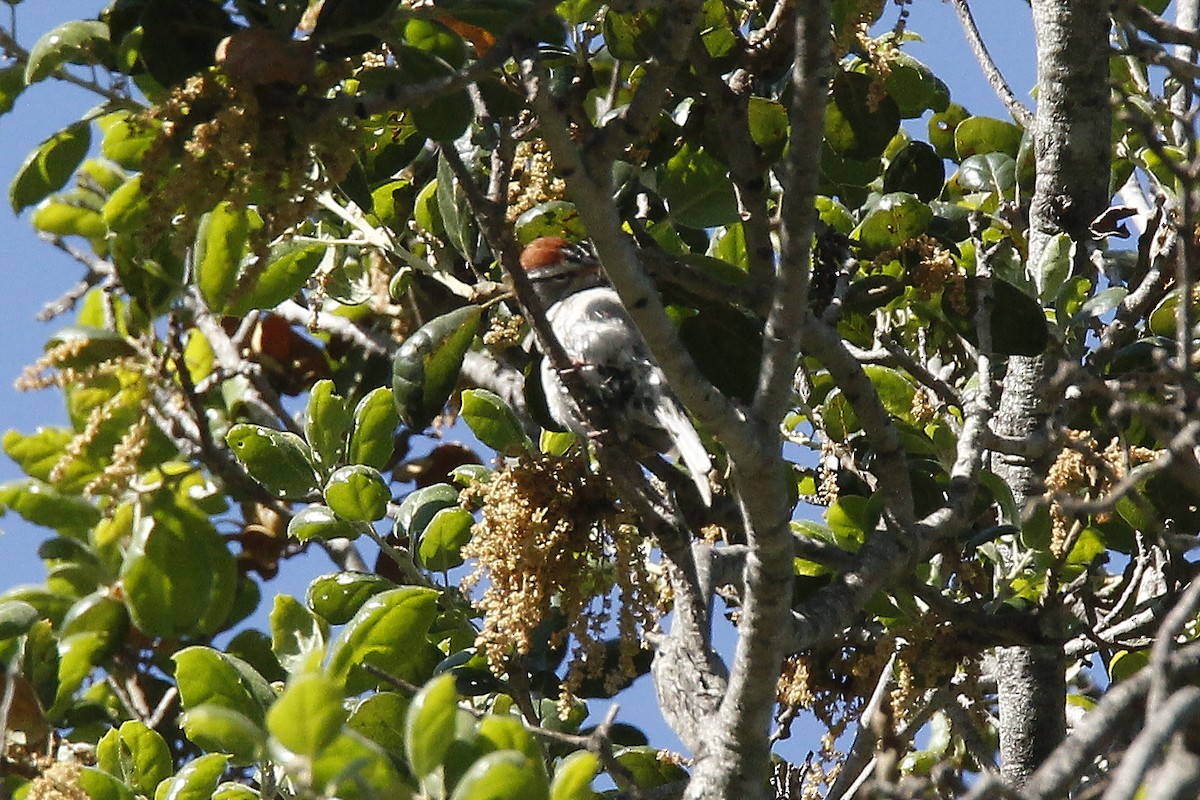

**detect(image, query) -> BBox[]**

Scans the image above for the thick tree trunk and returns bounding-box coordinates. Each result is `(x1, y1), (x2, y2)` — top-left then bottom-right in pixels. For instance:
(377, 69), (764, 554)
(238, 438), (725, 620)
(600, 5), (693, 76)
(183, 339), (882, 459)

(992, 0), (1112, 787)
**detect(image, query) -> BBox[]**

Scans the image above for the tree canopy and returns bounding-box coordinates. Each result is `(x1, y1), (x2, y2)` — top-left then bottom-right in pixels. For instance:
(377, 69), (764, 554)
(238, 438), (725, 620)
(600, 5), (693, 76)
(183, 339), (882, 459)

(2, 0), (1200, 799)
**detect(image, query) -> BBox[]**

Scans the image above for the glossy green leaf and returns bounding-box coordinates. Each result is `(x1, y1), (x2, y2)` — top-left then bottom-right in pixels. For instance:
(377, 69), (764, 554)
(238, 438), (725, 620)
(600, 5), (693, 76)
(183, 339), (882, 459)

(288, 503), (361, 543)
(226, 424), (319, 500)
(11, 121), (91, 213)
(449, 750), (549, 800)
(267, 672), (347, 755)
(405, 672), (459, 777)
(306, 380), (352, 470)
(417, 507), (474, 572)
(0, 479), (101, 534)
(271, 593), (328, 674)
(96, 721), (172, 796)
(396, 483), (460, 539)
(227, 241), (324, 315)
(157, 753), (230, 800)
(347, 691), (409, 754)
(658, 142), (739, 229)
(121, 507), (237, 638)
(461, 389), (533, 455)
(435, 150), (476, 259)
(550, 750), (600, 800)
(955, 115), (1023, 159)
(478, 714), (539, 759)
(173, 646), (270, 723)
(326, 586), (440, 689)
(325, 465), (391, 523)
(882, 52), (941, 118)
(307, 571), (395, 626)
(956, 152), (1016, 195)
(513, 201), (586, 244)
(1148, 288), (1198, 337)
(181, 704), (265, 763)
(195, 201), (254, 312)
(25, 20), (110, 84)
(78, 767), (138, 800)
(310, 730), (411, 797)
(850, 192), (932, 253)
(212, 783), (262, 800)
(1030, 232), (1074, 303)
(348, 387), (399, 469)
(392, 306), (483, 430)
(824, 71), (900, 160)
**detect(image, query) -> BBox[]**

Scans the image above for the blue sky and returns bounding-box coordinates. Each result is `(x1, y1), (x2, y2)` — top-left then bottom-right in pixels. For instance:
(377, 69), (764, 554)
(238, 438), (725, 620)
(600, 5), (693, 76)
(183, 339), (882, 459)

(0, 0), (1038, 760)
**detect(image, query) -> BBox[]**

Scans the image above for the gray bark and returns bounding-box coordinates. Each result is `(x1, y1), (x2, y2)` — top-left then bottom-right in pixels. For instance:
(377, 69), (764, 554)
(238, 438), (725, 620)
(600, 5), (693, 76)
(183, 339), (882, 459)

(991, 0), (1112, 787)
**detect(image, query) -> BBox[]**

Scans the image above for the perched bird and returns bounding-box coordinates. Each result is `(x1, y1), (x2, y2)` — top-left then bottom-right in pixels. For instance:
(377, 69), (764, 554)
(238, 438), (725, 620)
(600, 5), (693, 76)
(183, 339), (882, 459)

(519, 236), (713, 505)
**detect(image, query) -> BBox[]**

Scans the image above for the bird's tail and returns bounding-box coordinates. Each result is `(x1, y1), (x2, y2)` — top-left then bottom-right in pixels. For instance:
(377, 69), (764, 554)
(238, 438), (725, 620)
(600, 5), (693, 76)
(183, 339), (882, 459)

(655, 402), (713, 506)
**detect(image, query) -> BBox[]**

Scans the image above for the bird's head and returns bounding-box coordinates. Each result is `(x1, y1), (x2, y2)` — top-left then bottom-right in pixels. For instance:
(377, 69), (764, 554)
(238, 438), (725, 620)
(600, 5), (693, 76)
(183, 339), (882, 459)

(519, 236), (605, 306)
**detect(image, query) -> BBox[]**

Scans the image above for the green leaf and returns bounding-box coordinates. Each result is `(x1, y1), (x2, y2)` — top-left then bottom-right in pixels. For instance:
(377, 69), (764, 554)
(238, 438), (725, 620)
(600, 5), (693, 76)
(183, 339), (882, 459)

(348, 692), (410, 755)
(157, 754), (230, 800)
(227, 241), (324, 315)
(98, 112), (158, 171)
(513, 201), (586, 244)
(0, 64), (25, 116)
(212, 783), (262, 800)
(31, 198), (107, 241)
(955, 115), (1023, 159)
(78, 767), (138, 800)
(405, 673), (459, 777)
(225, 424), (319, 500)
(826, 495), (878, 551)
(1108, 649), (1149, 683)
(928, 103), (970, 160)
(102, 175), (150, 232)
(271, 593), (328, 674)
(956, 152), (1016, 194)
(97, 721), (172, 795)
(417, 507), (474, 572)
(195, 201), (254, 312)
(268, 672), (348, 755)
(173, 646), (270, 722)
(746, 97), (788, 161)
(883, 141), (944, 202)
(25, 20), (110, 84)
(0, 478), (101, 534)
(658, 142), (739, 229)
(392, 306), (483, 430)
(396, 483), (460, 539)
(307, 571), (394, 626)
(435, 150), (476, 259)
(1030, 232), (1074, 303)
(550, 751), (599, 800)
(11, 121), (91, 213)
(850, 192), (932, 254)
(449, 750), (549, 800)
(882, 52), (941, 118)
(0, 600), (39, 638)
(288, 504), (361, 543)
(325, 465), (391, 523)
(825, 70), (900, 160)
(477, 715), (539, 759)
(120, 507), (237, 638)
(181, 704), (265, 764)
(942, 276), (1049, 357)
(310, 731), (411, 797)
(613, 746), (688, 788)
(348, 387), (400, 469)
(326, 587), (440, 690)
(461, 389), (533, 455)
(305, 380), (352, 470)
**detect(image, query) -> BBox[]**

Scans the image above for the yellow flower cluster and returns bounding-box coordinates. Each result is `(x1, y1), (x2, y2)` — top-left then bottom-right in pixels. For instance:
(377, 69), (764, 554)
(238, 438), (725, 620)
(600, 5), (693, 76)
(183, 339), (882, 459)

(461, 454), (661, 712)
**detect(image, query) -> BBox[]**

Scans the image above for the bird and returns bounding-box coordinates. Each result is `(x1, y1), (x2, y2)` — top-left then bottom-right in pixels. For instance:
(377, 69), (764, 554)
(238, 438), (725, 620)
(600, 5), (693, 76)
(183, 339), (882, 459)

(519, 236), (713, 506)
